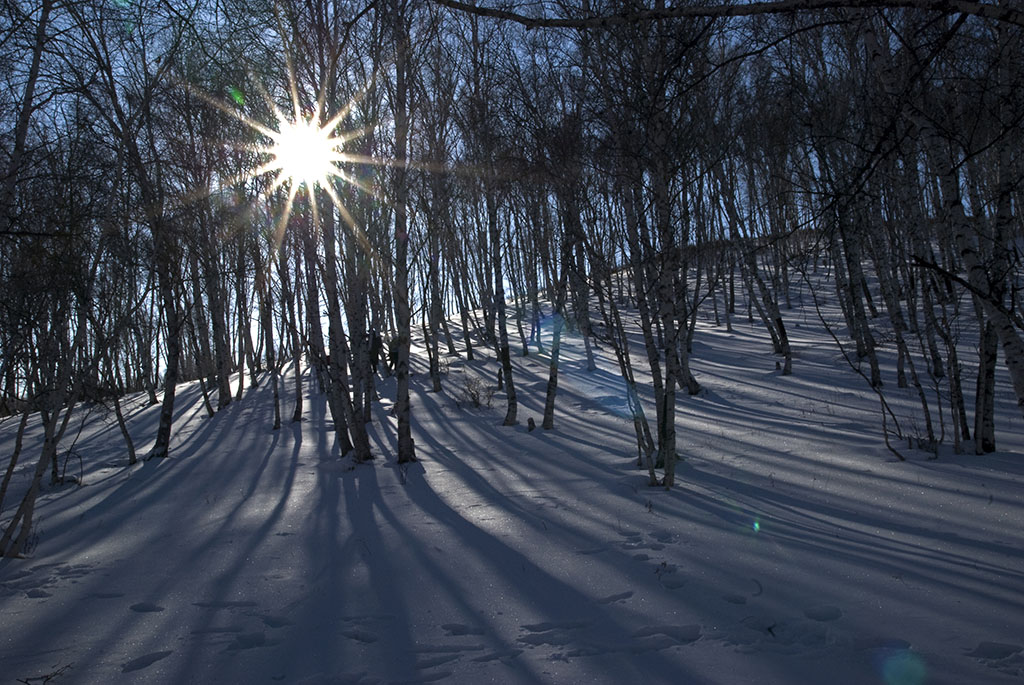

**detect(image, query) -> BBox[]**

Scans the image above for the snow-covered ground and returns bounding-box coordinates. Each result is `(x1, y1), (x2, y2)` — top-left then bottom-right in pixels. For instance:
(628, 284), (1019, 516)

(1, 284), (1022, 684)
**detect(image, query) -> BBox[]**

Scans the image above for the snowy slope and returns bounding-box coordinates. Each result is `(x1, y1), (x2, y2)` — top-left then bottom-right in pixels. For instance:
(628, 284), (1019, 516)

(1, 285), (1022, 684)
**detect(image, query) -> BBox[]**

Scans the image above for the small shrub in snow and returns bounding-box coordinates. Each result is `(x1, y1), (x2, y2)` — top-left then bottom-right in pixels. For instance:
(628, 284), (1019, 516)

(458, 376), (494, 409)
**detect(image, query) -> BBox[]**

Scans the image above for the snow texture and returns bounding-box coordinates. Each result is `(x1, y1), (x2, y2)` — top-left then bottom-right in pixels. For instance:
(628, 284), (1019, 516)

(1, 283), (1022, 684)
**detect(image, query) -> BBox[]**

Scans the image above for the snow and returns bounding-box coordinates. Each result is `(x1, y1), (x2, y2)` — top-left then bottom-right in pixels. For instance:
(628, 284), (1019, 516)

(1, 286), (1023, 684)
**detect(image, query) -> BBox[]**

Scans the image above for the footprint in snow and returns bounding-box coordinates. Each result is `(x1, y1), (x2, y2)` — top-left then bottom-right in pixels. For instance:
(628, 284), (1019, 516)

(342, 628), (379, 643)
(261, 614), (292, 628)
(130, 602), (165, 613)
(660, 576), (686, 590)
(518, 621), (588, 647)
(632, 624), (702, 643)
(54, 564), (92, 579)
(966, 640), (1024, 674)
(441, 623), (485, 636)
(226, 631), (268, 650)
(414, 644), (485, 654)
(414, 653), (461, 670)
(722, 593), (747, 605)
(626, 625), (701, 653)
(122, 650), (173, 673)
(575, 546), (607, 555)
(472, 648), (522, 662)
(26, 588), (52, 598)
(521, 620), (588, 632)
(596, 590), (634, 604)
(966, 642), (1022, 660)
(653, 562), (686, 589)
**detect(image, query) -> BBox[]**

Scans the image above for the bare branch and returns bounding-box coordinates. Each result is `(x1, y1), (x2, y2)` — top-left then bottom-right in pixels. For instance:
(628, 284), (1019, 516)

(430, 0), (1024, 29)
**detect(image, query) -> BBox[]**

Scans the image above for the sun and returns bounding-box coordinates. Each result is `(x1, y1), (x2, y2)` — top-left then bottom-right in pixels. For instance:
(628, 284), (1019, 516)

(189, 67), (384, 256)
(267, 112), (346, 190)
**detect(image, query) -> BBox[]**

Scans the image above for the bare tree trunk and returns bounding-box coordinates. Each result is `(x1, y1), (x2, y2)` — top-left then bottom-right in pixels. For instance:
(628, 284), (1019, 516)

(392, 10), (416, 463)
(148, 240), (183, 459)
(0, 0), (53, 232)
(320, 202), (365, 458)
(863, 14), (1024, 419)
(0, 410), (30, 515)
(254, 246), (281, 431)
(489, 193), (518, 425)
(974, 320), (998, 453)
(542, 276), (568, 430)
(278, 235), (303, 423)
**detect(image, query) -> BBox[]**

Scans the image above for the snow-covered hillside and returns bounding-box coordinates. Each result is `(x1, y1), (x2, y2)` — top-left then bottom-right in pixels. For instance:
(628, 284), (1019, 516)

(1, 288), (1022, 684)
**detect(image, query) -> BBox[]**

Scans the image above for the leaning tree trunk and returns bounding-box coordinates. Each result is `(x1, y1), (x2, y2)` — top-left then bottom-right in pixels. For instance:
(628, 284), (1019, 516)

(320, 199), (368, 459)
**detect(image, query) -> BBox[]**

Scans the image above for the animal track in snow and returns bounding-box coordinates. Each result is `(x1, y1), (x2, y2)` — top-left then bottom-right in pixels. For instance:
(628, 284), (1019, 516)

(440, 622), (484, 636)
(226, 631), (270, 650)
(260, 614), (292, 628)
(121, 650), (173, 673)
(966, 642), (1022, 660)
(596, 591), (633, 604)
(471, 648), (522, 662)
(574, 545), (607, 555)
(653, 562), (686, 589)
(631, 624), (702, 644)
(966, 641), (1023, 676)
(413, 653), (461, 669)
(518, 621), (588, 647)
(129, 602), (165, 612)
(521, 620), (589, 632)
(342, 628), (379, 643)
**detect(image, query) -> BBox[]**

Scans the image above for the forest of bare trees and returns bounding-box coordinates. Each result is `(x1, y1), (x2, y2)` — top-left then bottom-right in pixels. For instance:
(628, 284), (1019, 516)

(1, 0), (1021, 555)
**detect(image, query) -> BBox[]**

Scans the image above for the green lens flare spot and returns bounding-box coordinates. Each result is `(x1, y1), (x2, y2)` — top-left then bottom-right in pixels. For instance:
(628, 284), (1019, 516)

(882, 650), (927, 685)
(752, 520), (760, 533)
(228, 87), (245, 107)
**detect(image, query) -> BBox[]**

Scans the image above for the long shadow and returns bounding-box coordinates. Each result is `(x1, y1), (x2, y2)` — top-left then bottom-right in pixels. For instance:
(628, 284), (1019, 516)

(371, 456), (703, 683)
(673, 461), (1024, 607)
(1, 372), (311, 683)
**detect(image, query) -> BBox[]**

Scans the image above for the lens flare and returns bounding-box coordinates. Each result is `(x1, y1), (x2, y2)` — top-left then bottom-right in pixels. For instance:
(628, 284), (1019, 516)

(185, 61), (386, 261)
(268, 112), (345, 190)
(880, 649), (927, 685)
